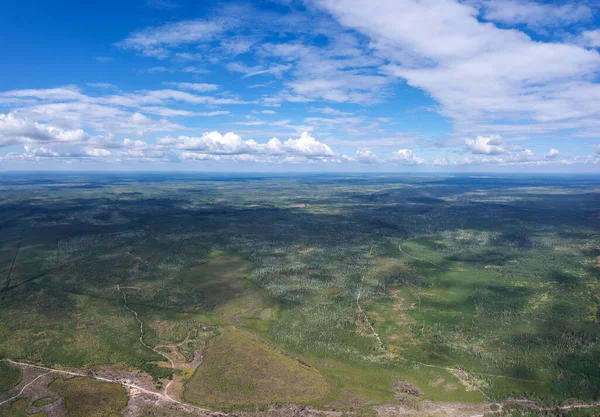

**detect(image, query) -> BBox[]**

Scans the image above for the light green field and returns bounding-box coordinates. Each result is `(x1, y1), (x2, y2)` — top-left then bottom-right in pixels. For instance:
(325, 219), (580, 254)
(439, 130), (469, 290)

(48, 377), (127, 417)
(0, 361), (21, 393)
(184, 329), (331, 408)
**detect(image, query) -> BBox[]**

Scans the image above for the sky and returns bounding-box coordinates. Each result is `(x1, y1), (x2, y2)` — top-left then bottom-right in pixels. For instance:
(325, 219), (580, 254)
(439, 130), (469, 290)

(1, 0), (600, 172)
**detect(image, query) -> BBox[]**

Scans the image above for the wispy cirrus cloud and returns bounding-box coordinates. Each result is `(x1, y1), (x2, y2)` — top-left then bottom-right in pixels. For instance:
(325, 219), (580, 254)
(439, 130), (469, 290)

(163, 82), (219, 92)
(116, 19), (225, 58)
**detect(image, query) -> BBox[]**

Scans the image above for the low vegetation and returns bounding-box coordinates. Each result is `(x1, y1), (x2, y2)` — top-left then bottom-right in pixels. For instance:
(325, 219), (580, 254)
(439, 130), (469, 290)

(48, 377), (127, 417)
(0, 172), (598, 415)
(0, 360), (21, 393)
(184, 329), (330, 408)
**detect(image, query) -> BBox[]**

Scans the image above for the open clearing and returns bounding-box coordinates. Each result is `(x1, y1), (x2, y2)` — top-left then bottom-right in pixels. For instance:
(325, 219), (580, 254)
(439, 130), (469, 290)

(184, 329), (330, 408)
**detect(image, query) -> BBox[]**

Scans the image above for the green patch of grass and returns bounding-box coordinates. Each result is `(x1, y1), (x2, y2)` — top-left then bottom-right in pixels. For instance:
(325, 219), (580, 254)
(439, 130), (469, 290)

(0, 397), (47, 417)
(140, 362), (173, 381)
(183, 329), (331, 409)
(0, 360), (21, 392)
(49, 377), (127, 417)
(32, 397), (56, 407)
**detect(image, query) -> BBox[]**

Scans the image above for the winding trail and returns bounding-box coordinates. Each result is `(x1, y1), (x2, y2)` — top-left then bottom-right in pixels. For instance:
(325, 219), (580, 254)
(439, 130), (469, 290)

(2, 360), (217, 415)
(356, 246), (383, 348)
(0, 370), (52, 406)
(116, 284), (178, 399)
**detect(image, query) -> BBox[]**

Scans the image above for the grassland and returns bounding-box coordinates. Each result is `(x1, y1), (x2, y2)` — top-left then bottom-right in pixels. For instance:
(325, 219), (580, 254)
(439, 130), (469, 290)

(184, 329), (330, 408)
(0, 361), (21, 393)
(49, 377), (127, 416)
(0, 172), (599, 415)
(0, 397), (47, 417)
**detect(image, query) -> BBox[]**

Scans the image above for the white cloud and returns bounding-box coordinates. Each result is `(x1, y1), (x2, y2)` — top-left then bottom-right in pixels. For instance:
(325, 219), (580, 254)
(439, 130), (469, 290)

(0, 86), (86, 103)
(354, 149), (379, 164)
(316, 107), (353, 116)
(312, 0), (600, 139)
(0, 113), (89, 147)
(164, 82), (219, 92)
(481, 1), (591, 31)
(282, 132), (336, 157)
(257, 35), (388, 104)
(465, 135), (505, 155)
(227, 62), (292, 78)
(220, 39), (255, 57)
(84, 147), (112, 157)
(140, 106), (229, 117)
(579, 30), (600, 48)
(180, 152), (221, 161)
(545, 148), (560, 159)
(87, 83), (117, 89)
(431, 149), (600, 167)
(116, 19), (224, 58)
(389, 149), (424, 164)
(20, 143), (112, 159)
(171, 132), (257, 155)
(161, 131), (336, 159)
(0, 86), (249, 136)
(261, 110), (276, 114)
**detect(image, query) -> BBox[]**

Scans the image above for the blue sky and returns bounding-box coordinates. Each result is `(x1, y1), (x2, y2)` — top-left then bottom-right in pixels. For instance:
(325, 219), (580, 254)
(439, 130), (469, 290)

(1, 0), (599, 172)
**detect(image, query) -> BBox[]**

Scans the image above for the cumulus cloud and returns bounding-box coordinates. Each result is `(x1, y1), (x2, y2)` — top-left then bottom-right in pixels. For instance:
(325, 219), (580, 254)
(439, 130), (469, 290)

(0, 113), (89, 147)
(389, 149), (424, 164)
(166, 131), (336, 159)
(545, 148), (560, 159)
(282, 132), (336, 157)
(354, 149), (379, 164)
(170, 132), (257, 155)
(23, 143), (112, 158)
(465, 135), (505, 155)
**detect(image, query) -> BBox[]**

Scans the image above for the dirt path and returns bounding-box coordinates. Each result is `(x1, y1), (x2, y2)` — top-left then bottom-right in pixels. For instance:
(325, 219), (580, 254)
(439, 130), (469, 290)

(126, 250), (143, 273)
(0, 370), (52, 406)
(3, 359), (219, 415)
(392, 243), (538, 392)
(116, 284), (178, 400)
(356, 246), (383, 348)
